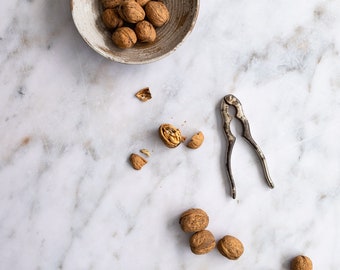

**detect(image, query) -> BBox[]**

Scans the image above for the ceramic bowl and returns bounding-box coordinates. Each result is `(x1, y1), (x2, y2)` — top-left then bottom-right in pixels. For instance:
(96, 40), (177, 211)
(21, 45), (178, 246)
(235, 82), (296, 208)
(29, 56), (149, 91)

(71, 0), (199, 64)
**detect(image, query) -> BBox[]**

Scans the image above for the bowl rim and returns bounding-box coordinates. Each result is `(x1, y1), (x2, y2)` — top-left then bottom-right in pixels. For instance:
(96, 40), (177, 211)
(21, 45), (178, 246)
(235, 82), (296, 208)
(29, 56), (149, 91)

(71, 0), (200, 64)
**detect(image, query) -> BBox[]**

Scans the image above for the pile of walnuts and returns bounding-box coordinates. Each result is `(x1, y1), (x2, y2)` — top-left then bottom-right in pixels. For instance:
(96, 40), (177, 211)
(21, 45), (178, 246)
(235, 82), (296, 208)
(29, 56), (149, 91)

(100, 0), (170, 48)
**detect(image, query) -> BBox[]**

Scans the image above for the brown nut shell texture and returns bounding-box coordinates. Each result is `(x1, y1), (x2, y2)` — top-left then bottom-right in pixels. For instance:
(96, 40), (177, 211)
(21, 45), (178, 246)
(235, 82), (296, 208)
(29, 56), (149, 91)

(130, 153), (147, 170)
(145, 1), (170, 27)
(135, 87), (152, 102)
(179, 208), (209, 233)
(136, 0), (150, 6)
(190, 230), (216, 255)
(112, 27), (137, 48)
(102, 9), (123, 29)
(187, 131), (204, 149)
(290, 255), (313, 270)
(217, 235), (244, 260)
(118, 0), (145, 23)
(101, 0), (122, 9)
(135, 20), (156, 43)
(159, 123), (185, 148)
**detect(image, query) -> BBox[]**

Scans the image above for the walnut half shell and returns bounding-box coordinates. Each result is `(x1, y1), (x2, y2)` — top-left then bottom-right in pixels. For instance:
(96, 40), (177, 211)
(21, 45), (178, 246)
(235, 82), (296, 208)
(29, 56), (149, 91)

(159, 123), (186, 148)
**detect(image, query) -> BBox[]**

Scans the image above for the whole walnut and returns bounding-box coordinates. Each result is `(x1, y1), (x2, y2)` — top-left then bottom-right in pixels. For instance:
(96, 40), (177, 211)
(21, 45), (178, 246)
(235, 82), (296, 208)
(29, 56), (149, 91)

(179, 208), (209, 233)
(290, 255), (313, 270)
(217, 235), (244, 260)
(118, 0), (145, 23)
(135, 20), (156, 43)
(101, 0), (122, 9)
(102, 9), (123, 29)
(145, 1), (170, 27)
(112, 27), (137, 48)
(190, 230), (216, 255)
(136, 0), (150, 6)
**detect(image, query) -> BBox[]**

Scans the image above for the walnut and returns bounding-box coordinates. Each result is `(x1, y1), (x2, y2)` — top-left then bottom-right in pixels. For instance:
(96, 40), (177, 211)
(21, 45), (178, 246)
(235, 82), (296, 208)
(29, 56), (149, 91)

(135, 20), (156, 43)
(159, 123), (186, 148)
(130, 153), (147, 170)
(290, 255), (313, 270)
(190, 230), (216, 255)
(102, 9), (124, 29)
(118, 0), (145, 23)
(136, 0), (150, 6)
(101, 0), (122, 9)
(145, 1), (170, 27)
(217, 235), (244, 260)
(179, 208), (209, 232)
(135, 87), (152, 101)
(187, 131), (204, 149)
(112, 27), (137, 48)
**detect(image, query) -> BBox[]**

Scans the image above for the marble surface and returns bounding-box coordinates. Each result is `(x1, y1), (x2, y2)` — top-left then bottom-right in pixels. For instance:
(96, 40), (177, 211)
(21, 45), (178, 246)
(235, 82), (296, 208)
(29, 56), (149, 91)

(1, 0), (340, 269)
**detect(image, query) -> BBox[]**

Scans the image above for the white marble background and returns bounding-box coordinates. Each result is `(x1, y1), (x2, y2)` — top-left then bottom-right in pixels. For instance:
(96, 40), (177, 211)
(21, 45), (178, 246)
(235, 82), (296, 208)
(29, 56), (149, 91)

(1, 0), (340, 269)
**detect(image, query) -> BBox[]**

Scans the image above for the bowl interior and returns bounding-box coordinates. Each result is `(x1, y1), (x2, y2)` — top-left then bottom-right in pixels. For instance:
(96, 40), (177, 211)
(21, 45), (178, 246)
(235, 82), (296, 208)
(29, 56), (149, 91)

(71, 0), (199, 64)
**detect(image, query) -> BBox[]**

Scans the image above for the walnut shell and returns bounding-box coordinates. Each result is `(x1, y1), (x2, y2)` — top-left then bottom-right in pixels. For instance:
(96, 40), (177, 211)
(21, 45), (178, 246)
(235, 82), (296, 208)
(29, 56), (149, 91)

(145, 1), (170, 27)
(112, 27), (137, 48)
(101, 0), (122, 9)
(179, 208), (209, 232)
(130, 153), (147, 170)
(102, 9), (124, 29)
(118, 0), (145, 23)
(135, 87), (152, 101)
(159, 123), (185, 148)
(290, 255), (313, 270)
(187, 131), (204, 149)
(136, 0), (150, 6)
(217, 235), (244, 260)
(135, 20), (156, 43)
(190, 230), (216, 255)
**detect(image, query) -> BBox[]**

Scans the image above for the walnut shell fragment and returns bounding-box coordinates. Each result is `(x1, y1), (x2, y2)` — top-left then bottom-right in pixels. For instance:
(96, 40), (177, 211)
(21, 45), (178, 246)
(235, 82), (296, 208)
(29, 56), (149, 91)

(187, 131), (204, 149)
(135, 87), (152, 102)
(130, 153), (147, 170)
(190, 230), (216, 255)
(217, 235), (244, 260)
(179, 208), (209, 233)
(159, 123), (185, 148)
(290, 255), (313, 270)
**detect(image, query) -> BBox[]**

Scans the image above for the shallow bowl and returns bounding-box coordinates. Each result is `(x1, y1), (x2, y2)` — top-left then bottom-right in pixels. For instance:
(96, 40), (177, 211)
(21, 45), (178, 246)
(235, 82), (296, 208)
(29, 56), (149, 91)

(71, 0), (199, 64)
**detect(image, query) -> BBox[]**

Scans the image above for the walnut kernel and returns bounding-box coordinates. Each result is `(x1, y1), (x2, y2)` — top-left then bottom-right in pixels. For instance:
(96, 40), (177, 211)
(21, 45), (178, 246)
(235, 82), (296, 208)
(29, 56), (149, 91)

(290, 255), (313, 270)
(159, 123), (185, 148)
(130, 153), (147, 170)
(112, 27), (137, 48)
(102, 9), (123, 29)
(187, 131), (204, 149)
(135, 20), (156, 43)
(145, 1), (170, 27)
(118, 0), (145, 23)
(135, 87), (152, 101)
(190, 230), (216, 255)
(179, 208), (209, 233)
(217, 235), (244, 260)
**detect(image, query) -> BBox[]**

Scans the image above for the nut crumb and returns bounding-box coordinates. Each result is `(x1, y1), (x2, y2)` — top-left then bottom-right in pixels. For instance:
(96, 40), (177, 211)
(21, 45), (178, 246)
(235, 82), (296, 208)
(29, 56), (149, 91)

(135, 87), (152, 102)
(140, 148), (151, 157)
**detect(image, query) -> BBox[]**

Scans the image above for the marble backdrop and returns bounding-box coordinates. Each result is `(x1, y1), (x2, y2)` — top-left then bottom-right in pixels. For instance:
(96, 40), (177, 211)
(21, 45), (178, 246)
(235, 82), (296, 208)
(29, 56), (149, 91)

(1, 0), (340, 269)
